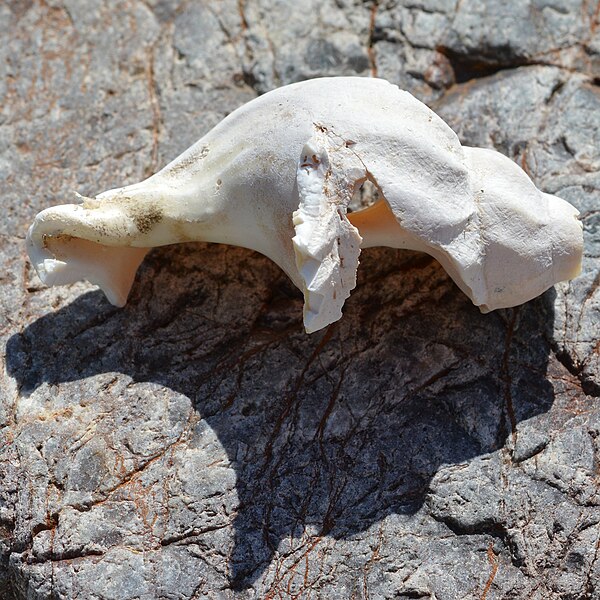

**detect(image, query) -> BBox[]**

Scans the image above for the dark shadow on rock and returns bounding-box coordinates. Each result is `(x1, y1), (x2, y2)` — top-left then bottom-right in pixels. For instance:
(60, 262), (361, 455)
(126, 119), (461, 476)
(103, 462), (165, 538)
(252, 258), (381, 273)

(5, 242), (556, 588)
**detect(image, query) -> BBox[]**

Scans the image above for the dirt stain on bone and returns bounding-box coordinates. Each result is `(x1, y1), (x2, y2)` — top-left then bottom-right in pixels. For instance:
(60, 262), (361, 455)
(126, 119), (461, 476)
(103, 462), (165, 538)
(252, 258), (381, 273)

(128, 203), (163, 234)
(164, 145), (210, 177)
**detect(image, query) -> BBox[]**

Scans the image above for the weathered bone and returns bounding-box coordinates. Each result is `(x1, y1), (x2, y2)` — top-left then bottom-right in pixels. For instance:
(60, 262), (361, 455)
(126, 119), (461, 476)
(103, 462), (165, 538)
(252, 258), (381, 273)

(27, 77), (583, 332)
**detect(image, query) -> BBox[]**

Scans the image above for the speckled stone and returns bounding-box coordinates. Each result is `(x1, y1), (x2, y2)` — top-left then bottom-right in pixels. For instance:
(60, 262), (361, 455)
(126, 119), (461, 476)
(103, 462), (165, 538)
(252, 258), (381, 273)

(1, 1), (599, 598)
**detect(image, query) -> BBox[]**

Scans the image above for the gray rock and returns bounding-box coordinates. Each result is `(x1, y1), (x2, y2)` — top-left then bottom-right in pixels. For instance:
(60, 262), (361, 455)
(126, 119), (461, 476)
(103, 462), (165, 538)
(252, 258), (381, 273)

(1, 0), (599, 598)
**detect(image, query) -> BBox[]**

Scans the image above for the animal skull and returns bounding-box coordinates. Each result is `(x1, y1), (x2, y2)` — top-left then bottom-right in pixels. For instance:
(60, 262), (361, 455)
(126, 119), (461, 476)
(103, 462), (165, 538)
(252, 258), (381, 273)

(27, 77), (583, 333)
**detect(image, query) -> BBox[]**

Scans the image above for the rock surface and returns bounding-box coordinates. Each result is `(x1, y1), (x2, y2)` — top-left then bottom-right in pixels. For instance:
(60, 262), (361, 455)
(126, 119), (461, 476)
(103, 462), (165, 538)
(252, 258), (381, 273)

(1, 0), (599, 598)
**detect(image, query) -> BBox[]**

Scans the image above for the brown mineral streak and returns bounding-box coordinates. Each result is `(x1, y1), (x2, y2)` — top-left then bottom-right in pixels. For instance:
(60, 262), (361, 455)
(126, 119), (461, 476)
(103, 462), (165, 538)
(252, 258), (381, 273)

(145, 44), (162, 177)
(480, 542), (499, 600)
(261, 325), (337, 471)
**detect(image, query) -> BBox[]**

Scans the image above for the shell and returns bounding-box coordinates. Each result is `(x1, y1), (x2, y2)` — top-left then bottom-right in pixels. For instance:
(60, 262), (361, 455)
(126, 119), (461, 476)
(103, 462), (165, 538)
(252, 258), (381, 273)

(26, 77), (583, 332)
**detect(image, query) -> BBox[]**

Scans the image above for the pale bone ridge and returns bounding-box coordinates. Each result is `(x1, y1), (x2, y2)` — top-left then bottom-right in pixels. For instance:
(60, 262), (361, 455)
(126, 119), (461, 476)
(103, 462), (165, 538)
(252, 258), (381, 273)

(26, 77), (583, 333)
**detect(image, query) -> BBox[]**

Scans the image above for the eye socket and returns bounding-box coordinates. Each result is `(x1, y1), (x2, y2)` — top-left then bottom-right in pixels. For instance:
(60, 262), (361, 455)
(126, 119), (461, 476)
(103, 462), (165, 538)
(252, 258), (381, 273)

(348, 179), (381, 213)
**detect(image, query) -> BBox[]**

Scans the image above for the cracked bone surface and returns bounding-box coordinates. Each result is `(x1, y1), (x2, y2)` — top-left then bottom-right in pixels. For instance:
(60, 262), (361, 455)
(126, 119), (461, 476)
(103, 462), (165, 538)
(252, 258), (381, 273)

(26, 77), (583, 333)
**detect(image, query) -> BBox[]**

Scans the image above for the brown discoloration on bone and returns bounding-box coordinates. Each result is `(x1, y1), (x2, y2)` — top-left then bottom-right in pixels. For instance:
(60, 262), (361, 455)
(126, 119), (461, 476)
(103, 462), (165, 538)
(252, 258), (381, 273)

(171, 222), (194, 243)
(127, 203), (163, 234)
(163, 145), (210, 178)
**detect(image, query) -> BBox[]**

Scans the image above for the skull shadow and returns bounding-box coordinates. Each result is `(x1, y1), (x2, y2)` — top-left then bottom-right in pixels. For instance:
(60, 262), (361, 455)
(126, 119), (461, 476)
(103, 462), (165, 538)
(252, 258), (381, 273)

(5, 242), (555, 588)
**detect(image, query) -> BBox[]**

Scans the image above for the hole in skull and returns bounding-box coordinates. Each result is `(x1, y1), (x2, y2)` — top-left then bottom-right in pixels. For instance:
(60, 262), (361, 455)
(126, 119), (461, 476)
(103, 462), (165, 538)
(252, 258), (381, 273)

(348, 179), (380, 213)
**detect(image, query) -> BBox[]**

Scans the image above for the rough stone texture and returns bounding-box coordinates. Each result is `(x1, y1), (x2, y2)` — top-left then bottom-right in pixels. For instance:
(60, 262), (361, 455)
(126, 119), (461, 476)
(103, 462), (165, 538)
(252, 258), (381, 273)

(1, 0), (599, 598)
